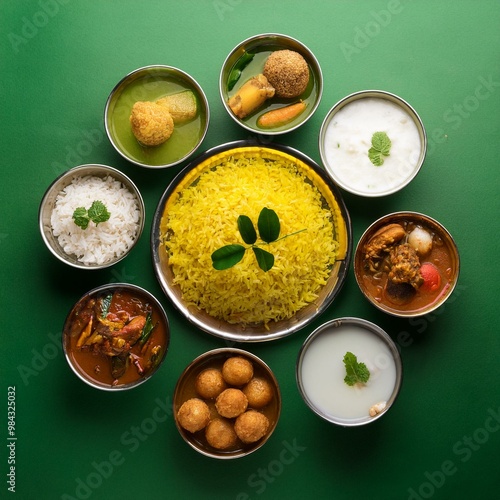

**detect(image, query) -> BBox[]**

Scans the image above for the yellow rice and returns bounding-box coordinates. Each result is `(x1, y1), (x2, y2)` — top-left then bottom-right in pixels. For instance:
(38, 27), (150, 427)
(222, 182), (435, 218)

(163, 153), (339, 326)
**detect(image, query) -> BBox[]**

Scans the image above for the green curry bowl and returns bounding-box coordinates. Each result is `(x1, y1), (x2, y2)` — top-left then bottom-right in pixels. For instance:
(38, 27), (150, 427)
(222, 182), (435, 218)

(105, 65), (210, 168)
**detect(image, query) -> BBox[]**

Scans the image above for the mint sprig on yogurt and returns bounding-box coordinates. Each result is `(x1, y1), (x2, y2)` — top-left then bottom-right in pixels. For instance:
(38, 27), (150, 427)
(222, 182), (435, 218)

(368, 131), (391, 166)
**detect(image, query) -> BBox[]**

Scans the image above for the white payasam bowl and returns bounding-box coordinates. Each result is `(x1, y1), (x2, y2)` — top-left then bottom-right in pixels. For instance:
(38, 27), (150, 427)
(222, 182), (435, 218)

(319, 90), (427, 197)
(296, 317), (403, 427)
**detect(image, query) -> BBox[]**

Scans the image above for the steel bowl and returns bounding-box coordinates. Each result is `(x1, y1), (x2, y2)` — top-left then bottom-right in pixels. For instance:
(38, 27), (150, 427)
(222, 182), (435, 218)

(220, 33), (323, 135)
(39, 164), (145, 269)
(319, 90), (427, 197)
(173, 348), (281, 459)
(151, 140), (352, 342)
(354, 211), (460, 317)
(105, 65), (210, 168)
(62, 283), (170, 391)
(296, 317), (403, 427)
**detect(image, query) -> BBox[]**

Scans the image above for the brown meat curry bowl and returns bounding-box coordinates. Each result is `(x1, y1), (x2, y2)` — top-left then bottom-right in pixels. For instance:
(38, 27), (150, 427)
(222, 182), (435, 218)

(354, 212), (460, 318)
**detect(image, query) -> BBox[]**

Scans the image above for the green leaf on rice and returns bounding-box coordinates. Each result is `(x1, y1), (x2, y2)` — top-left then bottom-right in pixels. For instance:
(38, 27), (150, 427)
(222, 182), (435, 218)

(258, 207), (280, 243)
(211, 244), (246, 270)
(252, 247), (274, 272)
(237, 215), (257, 244)
(211, 207), (303, 272)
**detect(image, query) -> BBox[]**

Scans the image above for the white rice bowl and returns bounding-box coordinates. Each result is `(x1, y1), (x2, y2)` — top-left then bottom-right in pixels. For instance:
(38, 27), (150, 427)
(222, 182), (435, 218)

(50, 175), (141, 265)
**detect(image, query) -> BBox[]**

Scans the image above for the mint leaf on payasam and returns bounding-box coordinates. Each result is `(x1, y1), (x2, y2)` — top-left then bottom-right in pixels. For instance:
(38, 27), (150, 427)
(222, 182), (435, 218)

(368, 131), (391, 166)
(343, 351), (370, 386)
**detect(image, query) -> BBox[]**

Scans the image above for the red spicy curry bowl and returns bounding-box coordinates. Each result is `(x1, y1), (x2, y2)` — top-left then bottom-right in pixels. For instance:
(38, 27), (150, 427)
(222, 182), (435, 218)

(62, 283), (170, 390)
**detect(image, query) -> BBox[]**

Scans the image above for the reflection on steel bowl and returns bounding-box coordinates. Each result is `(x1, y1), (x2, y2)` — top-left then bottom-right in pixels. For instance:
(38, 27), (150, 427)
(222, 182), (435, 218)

(354, 212), (460, 317)
(62, 283), (169, 390)
(173, 348), (281, 459)
(151, 140), (351, 342)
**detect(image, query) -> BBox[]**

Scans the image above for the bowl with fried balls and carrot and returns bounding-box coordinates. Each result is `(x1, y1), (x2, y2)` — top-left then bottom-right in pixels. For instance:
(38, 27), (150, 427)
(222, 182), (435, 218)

(220, 33), (323, 135)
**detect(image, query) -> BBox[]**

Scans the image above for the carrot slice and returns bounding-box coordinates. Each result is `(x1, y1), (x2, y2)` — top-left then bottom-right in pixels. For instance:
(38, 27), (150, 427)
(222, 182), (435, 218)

(257, 101), (307, 128)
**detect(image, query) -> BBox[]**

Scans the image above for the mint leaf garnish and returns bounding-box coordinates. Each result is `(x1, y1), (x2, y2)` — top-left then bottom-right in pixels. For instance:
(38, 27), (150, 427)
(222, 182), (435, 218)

(368, 131), (391, 166)
(343, 351), (370, 386)
(87, 201), (111, 225)
(72, 206), (90, 230)
(72, 200), (111, 230)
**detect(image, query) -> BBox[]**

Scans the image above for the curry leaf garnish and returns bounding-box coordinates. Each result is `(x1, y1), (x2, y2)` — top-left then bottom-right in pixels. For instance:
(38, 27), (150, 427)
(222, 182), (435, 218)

(368, 131), (391, 166)
(228, 51), (255, 91)
(252, 247), (274, 272)
(100, 293), (113, 318)
(139, 313), (155, 346)
(73, 200), (111, 229)
(343, 352), (370, 386)
(211, 208), (305, 272)
(258, 207), (280, 243)
(211, 244), (246, 270)
(237, 215), (257, 244)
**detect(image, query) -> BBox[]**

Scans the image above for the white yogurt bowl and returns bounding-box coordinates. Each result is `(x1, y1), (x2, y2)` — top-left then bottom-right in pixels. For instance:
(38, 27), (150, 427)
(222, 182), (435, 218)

(296, 317), (403, 426)
(319, 90), (427, 197)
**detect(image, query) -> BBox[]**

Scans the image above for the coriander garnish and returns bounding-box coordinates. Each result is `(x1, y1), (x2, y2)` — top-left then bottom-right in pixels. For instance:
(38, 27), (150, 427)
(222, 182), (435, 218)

(343, 351), (370, 386)
(211, 207), (306, 272)
(72, 200), (111, 230)
(368, 131), (391, 166)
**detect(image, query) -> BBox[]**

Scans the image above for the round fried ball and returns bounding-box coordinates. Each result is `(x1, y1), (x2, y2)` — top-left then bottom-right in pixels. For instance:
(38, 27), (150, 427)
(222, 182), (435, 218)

(222, 357), (254, 386)
(129, 101), (174, 146)
(243, 377), (274, 408)
(205, 418), (238, 450)
(177, 398), (210, 433)
(215, 388), (248, 418)
(234, 410), (270, 444)
(195, 368), (227, 399)
(263, 50), (310, 99)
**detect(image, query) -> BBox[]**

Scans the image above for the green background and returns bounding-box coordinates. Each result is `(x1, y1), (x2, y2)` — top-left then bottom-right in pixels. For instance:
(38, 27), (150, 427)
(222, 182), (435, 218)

(1, 1), (499, 499)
